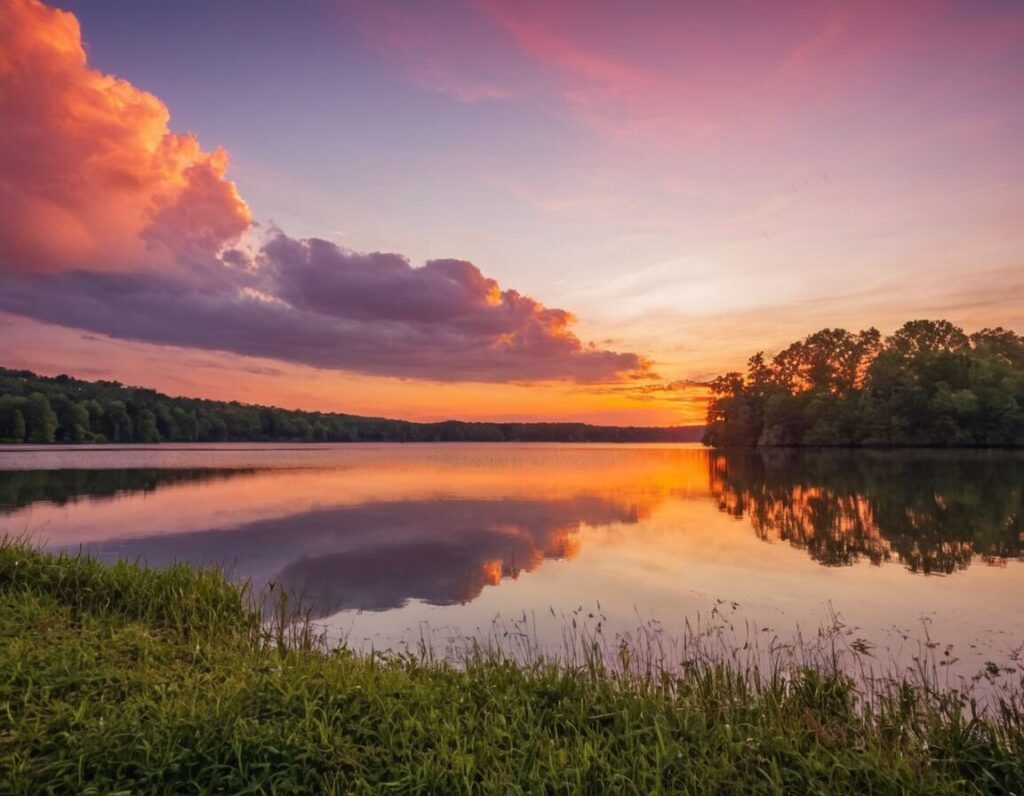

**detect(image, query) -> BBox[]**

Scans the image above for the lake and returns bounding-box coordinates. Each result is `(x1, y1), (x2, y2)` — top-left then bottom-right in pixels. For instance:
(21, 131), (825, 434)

(2, 443), (1022, 683)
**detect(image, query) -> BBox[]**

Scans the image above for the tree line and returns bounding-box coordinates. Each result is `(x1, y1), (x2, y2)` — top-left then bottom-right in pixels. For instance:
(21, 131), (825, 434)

(703, 320), (1024, 447)
(0, 367), (701, 444)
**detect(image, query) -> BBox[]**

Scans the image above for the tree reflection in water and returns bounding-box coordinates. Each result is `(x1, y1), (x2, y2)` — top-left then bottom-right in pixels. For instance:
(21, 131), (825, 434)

(0, 468), (254, 510)
(710, 450), (1024, 574)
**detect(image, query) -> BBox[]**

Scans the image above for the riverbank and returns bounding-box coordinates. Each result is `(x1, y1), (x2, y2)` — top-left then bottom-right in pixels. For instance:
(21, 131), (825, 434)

(1, 543), (1021, 793)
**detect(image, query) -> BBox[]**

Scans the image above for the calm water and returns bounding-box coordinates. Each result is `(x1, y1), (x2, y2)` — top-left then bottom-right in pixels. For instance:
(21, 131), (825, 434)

(2, 443), (1022, 680)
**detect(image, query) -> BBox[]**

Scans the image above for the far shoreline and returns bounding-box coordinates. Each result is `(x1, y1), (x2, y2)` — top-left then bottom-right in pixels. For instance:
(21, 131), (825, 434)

(4, 440), (1024, 451)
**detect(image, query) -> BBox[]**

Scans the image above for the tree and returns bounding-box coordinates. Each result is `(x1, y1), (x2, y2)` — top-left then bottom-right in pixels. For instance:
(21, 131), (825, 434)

(887, 319), (969, 356)
(9, 409), (26, 441)
(704, 319), (1024, 448)
(0, 396), (27, 441)
(51, 394), (90, 442)
(154, 402), (180, 441)
(23, 393), (58, 443)
(103, 401), (133, 443)
(134, 408), (160, 443)
(173, 408), (199, 442)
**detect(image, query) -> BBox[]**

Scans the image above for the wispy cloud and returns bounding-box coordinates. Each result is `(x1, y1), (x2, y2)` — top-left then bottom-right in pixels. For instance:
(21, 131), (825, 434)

(407, 63), (511, 103)
(350, 0), (515, 104)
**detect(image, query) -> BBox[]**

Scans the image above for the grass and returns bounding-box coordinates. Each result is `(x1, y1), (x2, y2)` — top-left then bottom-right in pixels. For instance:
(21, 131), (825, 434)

(0, 541), (1021, 794)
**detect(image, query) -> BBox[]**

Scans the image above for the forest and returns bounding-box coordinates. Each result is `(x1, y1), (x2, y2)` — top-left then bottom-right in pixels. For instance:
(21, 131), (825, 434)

(0, 367), (701, 444)
(703, 320), (1024, 447)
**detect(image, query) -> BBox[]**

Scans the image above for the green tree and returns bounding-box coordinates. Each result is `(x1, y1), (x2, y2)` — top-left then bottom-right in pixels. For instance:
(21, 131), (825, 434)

(103, 401), (133, 443)
(51, 394), (90, 442)
(173, 408), (199, 442)
(154, 402), (180, 441)
(0, 396), (28, 441)
(23, 393), (58, 443)
(704, 319), (1024, 448)
(134, 409), (160, 443)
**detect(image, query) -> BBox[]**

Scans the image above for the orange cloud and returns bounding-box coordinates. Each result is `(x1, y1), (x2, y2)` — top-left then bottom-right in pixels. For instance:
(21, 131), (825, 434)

(0, 0), (250, 272)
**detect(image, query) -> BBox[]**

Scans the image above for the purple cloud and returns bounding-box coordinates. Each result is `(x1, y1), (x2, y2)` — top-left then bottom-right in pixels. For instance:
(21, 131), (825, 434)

(0, 233), (650, 383)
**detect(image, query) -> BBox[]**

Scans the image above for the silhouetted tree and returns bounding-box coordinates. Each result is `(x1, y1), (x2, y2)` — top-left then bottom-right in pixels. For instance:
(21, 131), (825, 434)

(704, 320), (1024, 448)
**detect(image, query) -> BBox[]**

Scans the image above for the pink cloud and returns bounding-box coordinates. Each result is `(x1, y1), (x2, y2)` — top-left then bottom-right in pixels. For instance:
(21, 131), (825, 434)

(408, 64), (511, 103)
(0, 0), (251, 272)
(473, 0), (1024, 149)
(349, 0), (515, 104)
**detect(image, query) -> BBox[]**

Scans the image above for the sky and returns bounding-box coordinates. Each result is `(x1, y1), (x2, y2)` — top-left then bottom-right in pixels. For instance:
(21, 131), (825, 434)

(1, 0), (1022, 425)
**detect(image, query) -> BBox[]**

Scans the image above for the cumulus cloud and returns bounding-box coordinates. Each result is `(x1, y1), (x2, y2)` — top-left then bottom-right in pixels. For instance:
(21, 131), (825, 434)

(0, 0), (251, 272)
(0, 0), (650, 384)
(0, 232), (650, 382)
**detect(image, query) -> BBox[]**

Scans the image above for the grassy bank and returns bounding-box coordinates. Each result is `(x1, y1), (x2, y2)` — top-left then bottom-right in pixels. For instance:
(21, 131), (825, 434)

(1, 543), (1021, 794)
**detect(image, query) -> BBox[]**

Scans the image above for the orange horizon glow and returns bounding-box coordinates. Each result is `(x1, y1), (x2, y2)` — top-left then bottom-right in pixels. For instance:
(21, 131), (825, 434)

(0, 312), (710, 425)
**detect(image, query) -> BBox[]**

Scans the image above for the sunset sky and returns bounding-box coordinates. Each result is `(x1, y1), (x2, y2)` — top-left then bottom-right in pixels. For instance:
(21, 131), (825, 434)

(1, 0), (1022, 425)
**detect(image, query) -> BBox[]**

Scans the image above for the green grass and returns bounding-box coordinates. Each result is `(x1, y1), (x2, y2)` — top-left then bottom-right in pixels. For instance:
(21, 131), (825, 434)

(0, 542), (1021, 794)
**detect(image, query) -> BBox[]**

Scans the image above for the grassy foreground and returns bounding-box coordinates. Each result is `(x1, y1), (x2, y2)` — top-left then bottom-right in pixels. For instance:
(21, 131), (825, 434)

(0, 543), (1021, 794)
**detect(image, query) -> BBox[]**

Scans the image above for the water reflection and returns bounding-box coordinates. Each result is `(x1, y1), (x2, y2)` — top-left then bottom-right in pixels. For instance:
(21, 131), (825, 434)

(1, 446), (1022, 622)
(0, 468), (253, 510)
(70, 496), (642, 614)
(710, 450), (1024, 574)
